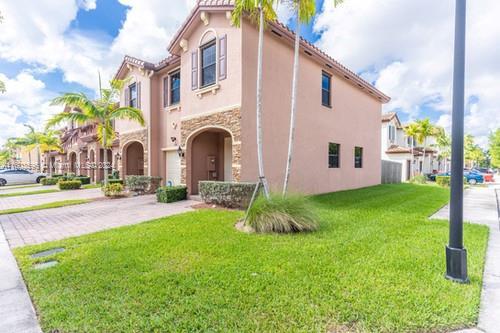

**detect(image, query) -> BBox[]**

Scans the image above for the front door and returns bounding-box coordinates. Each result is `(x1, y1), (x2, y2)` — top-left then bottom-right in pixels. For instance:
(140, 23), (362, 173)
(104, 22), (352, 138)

(166, 151), (181, 186)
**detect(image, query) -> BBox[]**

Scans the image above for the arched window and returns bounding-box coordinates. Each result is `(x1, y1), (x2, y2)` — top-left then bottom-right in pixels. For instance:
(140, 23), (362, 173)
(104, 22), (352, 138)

(191, 29), (227, 91)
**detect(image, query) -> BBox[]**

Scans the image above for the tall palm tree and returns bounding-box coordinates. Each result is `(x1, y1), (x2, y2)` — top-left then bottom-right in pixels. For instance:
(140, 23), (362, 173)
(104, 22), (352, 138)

(404, 122), (419, 177)
(415, 118), (434, 174)
(47, 77), (145, 185)
(282, 0), (343, 195)
(232, 0), (278, 198)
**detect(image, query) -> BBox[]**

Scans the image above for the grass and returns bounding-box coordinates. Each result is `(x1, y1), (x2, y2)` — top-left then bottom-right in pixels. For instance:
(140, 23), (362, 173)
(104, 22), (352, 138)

(0, 199), (92, 215)
(82, 184), (101, 189)
(0, 189), (60, 198)
(15, 184), (489, 332)
(246, 193), (319, 233)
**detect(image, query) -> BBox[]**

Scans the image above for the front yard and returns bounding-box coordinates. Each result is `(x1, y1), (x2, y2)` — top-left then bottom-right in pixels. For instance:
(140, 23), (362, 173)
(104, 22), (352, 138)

(15, 184), (488, 332)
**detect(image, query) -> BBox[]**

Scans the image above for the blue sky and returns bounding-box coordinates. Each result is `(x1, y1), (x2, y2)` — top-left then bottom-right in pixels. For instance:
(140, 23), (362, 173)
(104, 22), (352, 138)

(0, 0), (498, 147)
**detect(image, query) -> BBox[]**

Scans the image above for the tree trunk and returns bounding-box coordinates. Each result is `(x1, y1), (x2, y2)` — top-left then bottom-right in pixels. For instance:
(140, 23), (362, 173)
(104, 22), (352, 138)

(256, 1), (269, 198)
(103, 126), (108, 186)
(283, 8), (301, 196)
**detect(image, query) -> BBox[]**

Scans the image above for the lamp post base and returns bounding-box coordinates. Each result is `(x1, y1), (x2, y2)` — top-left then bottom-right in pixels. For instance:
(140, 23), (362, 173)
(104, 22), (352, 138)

(445, 245), (469, 283)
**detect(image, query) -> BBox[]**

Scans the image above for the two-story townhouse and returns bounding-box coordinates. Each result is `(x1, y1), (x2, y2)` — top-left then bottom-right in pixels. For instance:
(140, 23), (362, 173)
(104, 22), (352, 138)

(113, 0), (391, 195)
(381, 112), (441, 181)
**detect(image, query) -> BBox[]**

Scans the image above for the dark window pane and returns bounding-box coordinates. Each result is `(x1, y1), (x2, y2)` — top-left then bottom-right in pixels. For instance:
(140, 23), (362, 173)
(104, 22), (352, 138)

(328, 143), (340, 168)
(201, 42), (216, 87)
(129, 83), (137, 108)
(170, 71), (181, 105)
(322, 73), (331, 107)
(355, 147), (363, 168)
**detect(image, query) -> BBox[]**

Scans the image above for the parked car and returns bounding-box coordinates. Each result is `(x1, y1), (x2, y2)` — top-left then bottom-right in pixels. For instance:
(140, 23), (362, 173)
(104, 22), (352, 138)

(472, 167), (493, 174)
(471, 168), (494, 182)
(0, 169), (46, 186)
(435, 171), (484, 185)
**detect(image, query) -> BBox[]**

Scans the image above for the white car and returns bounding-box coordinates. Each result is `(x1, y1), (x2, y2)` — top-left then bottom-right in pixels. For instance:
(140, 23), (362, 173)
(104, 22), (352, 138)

(0, 169), (46, 186)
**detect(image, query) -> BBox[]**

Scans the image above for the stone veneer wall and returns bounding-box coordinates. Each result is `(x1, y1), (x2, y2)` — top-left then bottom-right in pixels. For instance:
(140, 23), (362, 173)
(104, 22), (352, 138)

(180, 108), (241, 184)
(118, 128), (149, 176)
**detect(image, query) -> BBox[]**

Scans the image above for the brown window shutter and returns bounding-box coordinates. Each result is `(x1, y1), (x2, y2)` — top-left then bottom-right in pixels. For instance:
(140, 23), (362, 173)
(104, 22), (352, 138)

(219, 34), (227, 80)
(191, 51), (198, 90)
(137, 82), (141, 109)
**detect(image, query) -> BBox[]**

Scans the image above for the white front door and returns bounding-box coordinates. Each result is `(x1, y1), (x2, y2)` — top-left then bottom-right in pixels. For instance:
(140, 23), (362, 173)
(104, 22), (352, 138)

(166, 151), (181, 186)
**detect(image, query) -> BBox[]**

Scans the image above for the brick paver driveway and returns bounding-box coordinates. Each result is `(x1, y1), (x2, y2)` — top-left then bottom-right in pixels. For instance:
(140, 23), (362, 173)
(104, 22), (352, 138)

(0, 195), (196, 248)
(0, 184), (54, 195)
(0, 188), (103, 211)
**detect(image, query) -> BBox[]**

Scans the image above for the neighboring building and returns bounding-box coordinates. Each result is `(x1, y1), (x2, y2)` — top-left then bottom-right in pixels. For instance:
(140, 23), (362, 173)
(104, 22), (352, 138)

(381, 112), (441, 182)
(109, 0), (390, 195)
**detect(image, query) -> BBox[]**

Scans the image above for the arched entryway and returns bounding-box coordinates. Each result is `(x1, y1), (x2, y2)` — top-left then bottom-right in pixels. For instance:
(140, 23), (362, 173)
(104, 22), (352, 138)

(123, 141), (145, 176)
(68, 152), (77, 174)
(79, 150), (88, 176)
(186, 127), (233, 194)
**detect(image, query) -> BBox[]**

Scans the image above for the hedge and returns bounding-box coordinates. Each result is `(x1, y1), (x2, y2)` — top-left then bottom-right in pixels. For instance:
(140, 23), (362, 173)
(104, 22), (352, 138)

(108, 179), (124, 185)
(436, 176), (451, 187)
(125, 176), (162, 194)
(199, 181), (257, 209)
(156, 186), (187, 203)
(73, 176), (91, 185)
(41, 177), (60, 186)
(58, 180), (82, 190)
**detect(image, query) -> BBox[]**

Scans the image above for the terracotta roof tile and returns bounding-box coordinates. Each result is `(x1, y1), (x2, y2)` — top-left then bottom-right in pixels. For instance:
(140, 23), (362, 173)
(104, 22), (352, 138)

(386, 145), (411, 154)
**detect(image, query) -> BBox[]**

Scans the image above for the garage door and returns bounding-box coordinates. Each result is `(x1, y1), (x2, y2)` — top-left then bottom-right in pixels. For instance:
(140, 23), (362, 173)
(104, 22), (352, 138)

(166, 151), (181, 186)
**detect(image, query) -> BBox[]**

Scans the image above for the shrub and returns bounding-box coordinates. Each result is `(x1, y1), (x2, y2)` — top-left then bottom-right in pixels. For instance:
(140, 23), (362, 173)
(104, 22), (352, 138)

(52, 174), (63, 178)
(436, 176), (451, 187)
(73, 176), (91, 185)
(125, 176), (162, 194)
(108, 179), (124, 185)
(199, 181), (256, 208)
(156, 186), (187, 203)
(409, 175), (427, 184)
(246, 194), (319, 233)
(102, 183), (125, 198)
(41, 177), (59, 186)
(58, 180), (82, 190)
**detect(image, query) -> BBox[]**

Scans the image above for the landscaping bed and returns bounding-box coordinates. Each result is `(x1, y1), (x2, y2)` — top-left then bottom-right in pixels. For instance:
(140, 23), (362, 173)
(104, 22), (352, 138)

(14, 184), (488, 332)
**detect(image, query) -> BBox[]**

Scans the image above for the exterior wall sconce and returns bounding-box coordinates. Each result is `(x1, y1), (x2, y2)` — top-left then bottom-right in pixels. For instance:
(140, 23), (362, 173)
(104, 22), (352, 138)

(116, 153), (122, 161)
(171, 137), (177, 144)
(177, 146), (185, 158)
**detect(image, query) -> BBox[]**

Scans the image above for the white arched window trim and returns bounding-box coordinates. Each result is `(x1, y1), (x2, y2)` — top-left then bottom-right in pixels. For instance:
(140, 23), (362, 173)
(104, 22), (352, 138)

(195, 28), (221, 97)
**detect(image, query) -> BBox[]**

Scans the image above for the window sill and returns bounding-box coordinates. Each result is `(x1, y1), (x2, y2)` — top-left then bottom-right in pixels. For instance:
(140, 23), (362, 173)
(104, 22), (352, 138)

(196, 84), (220, 98)
(165, 104), (181, 112)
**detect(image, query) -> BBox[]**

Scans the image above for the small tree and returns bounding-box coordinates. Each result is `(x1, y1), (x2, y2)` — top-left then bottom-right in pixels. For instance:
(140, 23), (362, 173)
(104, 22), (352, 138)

(16, 125), (44, 172)
(40, 130), (62, 176)
(404, 123), (419, 177)
(489, 129), (500, 169)
(47, 77), (145, 185)
(433, 126), (451, 172)
(415, 119), (434, 174)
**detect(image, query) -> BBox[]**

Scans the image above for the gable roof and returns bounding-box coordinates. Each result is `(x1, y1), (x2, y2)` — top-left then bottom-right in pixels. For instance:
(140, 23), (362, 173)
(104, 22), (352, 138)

(166, 0), (390, 103)
(381, 112), (402, 128)
(114, 55), (180, 80)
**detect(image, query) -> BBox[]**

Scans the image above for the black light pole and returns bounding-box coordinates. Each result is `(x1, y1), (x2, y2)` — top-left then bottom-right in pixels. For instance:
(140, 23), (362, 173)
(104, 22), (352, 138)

(446, 0), (468, 283)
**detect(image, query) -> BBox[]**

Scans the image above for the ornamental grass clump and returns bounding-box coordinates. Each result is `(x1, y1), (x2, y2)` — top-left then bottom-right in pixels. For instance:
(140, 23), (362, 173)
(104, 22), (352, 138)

(246, 194), (319, 233)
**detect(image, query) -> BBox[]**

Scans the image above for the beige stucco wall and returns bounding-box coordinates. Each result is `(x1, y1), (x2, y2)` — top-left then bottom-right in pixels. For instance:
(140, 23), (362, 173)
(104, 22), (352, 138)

(240, 20), (382, 194)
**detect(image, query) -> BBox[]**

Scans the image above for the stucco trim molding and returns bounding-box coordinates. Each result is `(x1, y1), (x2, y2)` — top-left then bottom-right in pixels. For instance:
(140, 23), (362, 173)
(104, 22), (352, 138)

(180, 104), (241, 121)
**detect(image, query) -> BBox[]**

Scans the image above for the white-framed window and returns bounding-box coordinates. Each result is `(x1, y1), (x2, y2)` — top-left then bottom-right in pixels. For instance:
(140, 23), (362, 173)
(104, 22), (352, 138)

(388, 125), (396, 142)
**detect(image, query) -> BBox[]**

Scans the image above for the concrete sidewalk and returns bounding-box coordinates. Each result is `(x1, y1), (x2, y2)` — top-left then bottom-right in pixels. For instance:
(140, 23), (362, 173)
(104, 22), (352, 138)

(0, 227), (41, 333)
(431, 185), (500, 333)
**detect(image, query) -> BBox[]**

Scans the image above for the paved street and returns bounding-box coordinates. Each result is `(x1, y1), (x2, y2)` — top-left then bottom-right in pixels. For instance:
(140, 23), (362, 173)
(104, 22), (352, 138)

(0, 188), (103, 211)
(0, 195), (196, 248)
(432, 185), (500, 333)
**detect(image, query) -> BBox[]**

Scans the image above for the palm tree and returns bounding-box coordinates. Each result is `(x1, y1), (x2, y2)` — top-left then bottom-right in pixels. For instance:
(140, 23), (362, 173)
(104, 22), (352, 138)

(232, 0), (278, 198)
(47, 77), (145, 185)
(415, 118), (435, 174)
(404, 122), (419, 177)
(282, 0), (343, 195)
(433, 126), (451, 172)
(39, 130), (62, 176)
(16, 125), (44, 172)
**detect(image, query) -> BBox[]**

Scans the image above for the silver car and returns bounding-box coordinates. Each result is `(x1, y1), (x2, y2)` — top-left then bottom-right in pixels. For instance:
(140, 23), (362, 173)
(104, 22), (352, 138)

(0, 169), (46, 186)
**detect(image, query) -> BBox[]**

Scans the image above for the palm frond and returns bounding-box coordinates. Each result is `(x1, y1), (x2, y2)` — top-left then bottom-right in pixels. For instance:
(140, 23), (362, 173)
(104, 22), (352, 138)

(232, 0), (278, 27)
(45, 110), (91, 130)
(96, 122), (116, 148)
(51, 92), (100, 118)
(110, 107), (146, 127)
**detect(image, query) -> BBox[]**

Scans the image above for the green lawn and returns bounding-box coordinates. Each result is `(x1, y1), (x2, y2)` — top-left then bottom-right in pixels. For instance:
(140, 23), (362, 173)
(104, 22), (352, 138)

(0, 189), (59, 198)
(15, 184), (489, 332)
(0, 199), (92, 215)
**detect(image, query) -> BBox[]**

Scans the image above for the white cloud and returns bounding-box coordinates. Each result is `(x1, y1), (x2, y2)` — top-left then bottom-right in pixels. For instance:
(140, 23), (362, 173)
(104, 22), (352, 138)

(314, 0), (500, 147)
(0, 72), (62, 145)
